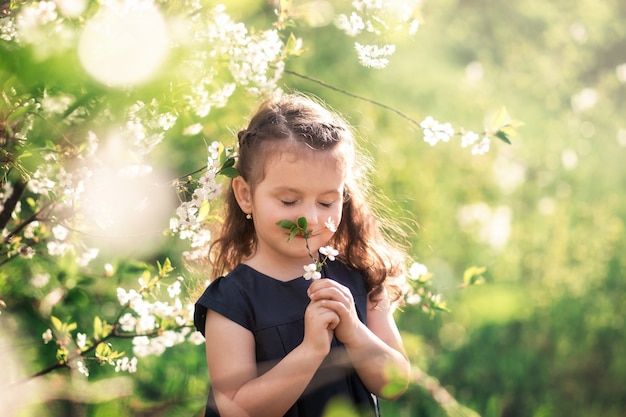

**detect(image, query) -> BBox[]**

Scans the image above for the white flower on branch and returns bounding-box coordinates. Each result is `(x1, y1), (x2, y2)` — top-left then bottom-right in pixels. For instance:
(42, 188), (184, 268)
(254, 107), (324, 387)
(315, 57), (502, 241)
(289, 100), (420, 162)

(303, 263), (321, 281)
(354, 42), (395, 69)
(420, 116), (455, 146)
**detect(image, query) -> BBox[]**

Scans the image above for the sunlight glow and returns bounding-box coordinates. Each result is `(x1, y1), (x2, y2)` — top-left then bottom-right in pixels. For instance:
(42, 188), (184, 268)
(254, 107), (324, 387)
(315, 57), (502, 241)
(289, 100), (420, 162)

(78, 4), (169, 87)
(79, 136), (175, 256)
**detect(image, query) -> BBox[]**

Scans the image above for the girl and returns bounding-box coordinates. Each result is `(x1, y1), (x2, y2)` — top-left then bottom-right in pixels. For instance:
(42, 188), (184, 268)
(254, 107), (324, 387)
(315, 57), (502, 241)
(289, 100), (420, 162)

(194, 93), (411, 417)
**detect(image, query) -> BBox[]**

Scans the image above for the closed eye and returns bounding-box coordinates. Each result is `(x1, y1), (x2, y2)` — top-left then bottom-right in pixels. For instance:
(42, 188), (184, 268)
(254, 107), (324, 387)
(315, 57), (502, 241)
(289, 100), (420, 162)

(281, 200), (297, 206)
(319, 201), (334, 208)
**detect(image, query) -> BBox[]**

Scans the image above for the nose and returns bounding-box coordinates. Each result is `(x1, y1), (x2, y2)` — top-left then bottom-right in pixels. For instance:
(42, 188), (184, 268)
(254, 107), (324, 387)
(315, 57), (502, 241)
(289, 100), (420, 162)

(303, 204), (319, 230)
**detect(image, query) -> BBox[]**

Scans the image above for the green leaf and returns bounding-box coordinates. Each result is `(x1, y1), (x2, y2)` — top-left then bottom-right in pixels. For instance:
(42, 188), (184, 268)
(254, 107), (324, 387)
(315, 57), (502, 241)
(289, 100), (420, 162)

(158, 258), (174, 277)
(94, 316), (103, 340)
(7, 105), (31, 124)
(50, 316), (62, 332)
(297, 217), (308, 230)
(488, 106), (510, 131)
(218, 144), (227, 164)
(219, 166), (239, 178)
(495, 130), (512, 144)
(276, 219), (296, 229)
(463, 265), (487, 286)
(96, 342), (112, 359)
(285, 32), (304, 56)
(221, 157), (235, 169)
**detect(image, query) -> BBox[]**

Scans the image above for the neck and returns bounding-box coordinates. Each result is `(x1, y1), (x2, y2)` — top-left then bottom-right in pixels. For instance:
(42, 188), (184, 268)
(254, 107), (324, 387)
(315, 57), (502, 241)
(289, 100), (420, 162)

(243, 254), (313, 282)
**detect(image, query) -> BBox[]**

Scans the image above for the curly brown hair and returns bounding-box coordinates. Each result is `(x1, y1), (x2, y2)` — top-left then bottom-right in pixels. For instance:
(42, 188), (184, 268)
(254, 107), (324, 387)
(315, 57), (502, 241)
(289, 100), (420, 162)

(210, 92), (409, 303)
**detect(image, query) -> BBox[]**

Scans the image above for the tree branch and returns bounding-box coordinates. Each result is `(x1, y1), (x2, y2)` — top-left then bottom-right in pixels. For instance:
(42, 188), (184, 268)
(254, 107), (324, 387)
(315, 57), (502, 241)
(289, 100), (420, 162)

(0, 179), (25, 231)
(283, 69), (422, 129)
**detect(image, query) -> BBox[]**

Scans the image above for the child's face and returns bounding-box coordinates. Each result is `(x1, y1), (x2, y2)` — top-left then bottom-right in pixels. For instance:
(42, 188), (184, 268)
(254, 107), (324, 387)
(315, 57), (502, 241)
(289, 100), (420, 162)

(248, 149), (344, 267)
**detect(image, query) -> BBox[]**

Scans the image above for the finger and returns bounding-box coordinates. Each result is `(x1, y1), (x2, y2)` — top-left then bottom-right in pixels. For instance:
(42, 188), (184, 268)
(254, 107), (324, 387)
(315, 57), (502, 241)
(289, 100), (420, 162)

(317, 299), (352, 321)
(309, 286), (353, 305)
(309, 301), (342, 324)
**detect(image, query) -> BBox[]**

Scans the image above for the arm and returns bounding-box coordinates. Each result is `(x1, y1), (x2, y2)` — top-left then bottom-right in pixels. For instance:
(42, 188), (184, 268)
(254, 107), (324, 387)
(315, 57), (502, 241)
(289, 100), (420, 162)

(308, 279), (411, 399)
(204, 300), (339, 417)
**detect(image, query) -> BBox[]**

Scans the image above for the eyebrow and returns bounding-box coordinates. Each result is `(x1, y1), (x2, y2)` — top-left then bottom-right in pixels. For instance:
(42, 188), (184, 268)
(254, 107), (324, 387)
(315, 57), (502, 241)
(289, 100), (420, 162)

(272, 186), (342, 196)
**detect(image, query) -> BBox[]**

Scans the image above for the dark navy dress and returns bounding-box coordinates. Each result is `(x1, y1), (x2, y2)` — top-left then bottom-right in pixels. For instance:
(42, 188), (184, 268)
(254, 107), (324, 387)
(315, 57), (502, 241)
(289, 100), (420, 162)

(194, 260), (379, 417)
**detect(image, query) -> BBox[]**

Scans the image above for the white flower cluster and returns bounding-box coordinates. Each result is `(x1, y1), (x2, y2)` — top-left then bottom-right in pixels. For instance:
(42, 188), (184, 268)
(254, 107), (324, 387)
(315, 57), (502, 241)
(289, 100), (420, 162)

(420, 116), (455, 146)
(183, 4), (285, 117)
(0, 182), (14, 213)
(116, 275), (203, 359)
(419, 117), (493, 155)
(394, 261), (446, 312)
(125, 100), (177, 156)
(461, 131), (491, 155)
(303, 263), (321, 281)
(335, 0), (421, 69)
(354, 42), (396, 69)
(319, 246), (339, 261)
(9, 1), (76, 60)
(170, 147), (224, 244)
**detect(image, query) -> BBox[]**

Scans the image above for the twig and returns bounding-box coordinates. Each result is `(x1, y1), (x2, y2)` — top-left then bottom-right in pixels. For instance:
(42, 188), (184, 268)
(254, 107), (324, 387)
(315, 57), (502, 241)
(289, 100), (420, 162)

(283, 69), (422, 129)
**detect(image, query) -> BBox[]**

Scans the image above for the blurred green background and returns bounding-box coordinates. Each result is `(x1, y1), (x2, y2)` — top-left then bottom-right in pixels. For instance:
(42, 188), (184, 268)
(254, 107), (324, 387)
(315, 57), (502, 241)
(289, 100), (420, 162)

(2, 0), (625, 416)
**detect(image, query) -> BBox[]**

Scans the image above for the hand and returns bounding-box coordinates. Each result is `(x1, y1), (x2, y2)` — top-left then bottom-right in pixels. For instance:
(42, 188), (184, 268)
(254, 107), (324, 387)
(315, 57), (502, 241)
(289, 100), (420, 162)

(303, 299), (339, 357)
(307, 279), (362, 346)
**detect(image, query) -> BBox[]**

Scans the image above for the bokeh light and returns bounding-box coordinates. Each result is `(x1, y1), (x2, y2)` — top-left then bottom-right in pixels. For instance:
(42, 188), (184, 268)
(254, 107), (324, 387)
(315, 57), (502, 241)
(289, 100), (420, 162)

(78, 3), (169, 87)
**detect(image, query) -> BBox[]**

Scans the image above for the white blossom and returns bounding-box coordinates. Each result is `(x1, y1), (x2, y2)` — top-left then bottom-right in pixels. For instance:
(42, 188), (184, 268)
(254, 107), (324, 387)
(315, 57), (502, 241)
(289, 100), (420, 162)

(335, 12), (365, 36)
(420, 116), (455, 146)
(115, 356), (138, 373)
(76, 360), (89, 377)
(167, 278), (183, 298)
(183, 123), (203, 136)
(354, 42), (395, 69)
(408, 262), (428, 280)
(461, 131), (479, 148)
(23, 221), (40, 239)
(324, 217), (337, 233)
(188, 331), (205, 345)
(42, 328), (53, 344)
(471, 137), (491, 155)
(319, 246), (338, 261)
(76, 332), (87, 349)
(30, 273), (51, 288)
(0, 182), (13, 204)
(119, 313), (137, 332)
(303, 263), (321, 280)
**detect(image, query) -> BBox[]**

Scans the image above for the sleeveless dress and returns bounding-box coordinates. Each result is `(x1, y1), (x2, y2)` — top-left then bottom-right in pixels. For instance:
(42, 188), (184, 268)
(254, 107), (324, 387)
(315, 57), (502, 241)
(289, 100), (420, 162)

(194, 260), (379, 417)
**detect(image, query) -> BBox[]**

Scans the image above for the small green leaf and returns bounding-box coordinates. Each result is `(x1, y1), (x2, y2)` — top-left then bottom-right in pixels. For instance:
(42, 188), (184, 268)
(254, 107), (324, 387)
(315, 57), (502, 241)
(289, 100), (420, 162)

(51, 316), (62, 332)
(221, 157), (235, 169)
(276, 219), (296, 229)
(495, 130), (512, 144)
(297, 217), (308, 230)
(96, 342), (112, 359)
(94, 316), (103, 340)
(7, 105), (31, 124)
(218, 144), (227, 164)
(158, 258), (174, 276)
(285, 32), (304, 56)
(463, 265), (487, 286)
(489, 106), (511, 131)
(219, 166), (239, 178)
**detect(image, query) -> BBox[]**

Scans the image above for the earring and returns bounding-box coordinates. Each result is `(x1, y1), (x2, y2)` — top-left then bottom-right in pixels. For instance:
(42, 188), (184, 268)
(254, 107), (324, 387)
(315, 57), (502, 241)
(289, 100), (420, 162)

(246, 213), (252, 220)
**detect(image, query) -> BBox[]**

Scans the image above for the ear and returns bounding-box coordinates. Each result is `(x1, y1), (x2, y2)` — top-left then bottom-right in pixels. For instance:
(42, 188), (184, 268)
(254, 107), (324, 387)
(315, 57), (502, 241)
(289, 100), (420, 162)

(232, 176), (253, 214)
